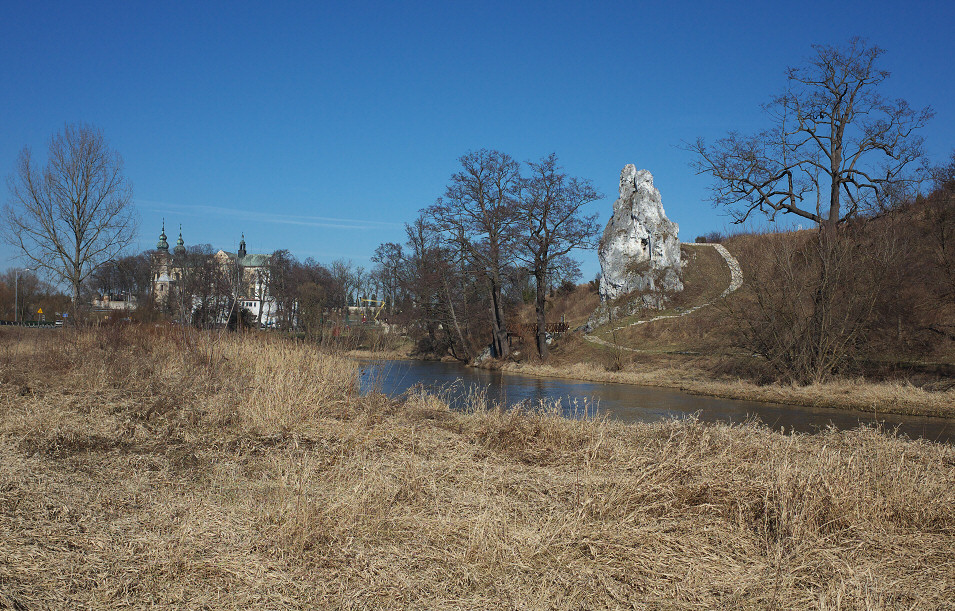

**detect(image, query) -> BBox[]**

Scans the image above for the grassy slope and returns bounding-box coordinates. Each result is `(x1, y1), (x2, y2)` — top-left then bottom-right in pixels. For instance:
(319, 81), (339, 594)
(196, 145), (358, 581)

(1, 328), (954, 609)
(588, 243), (732, 347)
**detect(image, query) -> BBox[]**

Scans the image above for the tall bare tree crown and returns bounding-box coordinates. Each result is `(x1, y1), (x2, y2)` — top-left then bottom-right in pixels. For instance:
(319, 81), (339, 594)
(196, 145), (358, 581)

(4, 123), (136, 305)
(690, 38), (933, 229)
(426, 149), (522, 358)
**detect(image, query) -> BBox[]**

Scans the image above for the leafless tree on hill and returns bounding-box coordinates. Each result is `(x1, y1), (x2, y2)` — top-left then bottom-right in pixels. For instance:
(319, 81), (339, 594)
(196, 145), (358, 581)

(922, 152), (955, 341)
(690, 38), (932, 232)
(730, 228), (901, 383)
(690, 40), (938, 382)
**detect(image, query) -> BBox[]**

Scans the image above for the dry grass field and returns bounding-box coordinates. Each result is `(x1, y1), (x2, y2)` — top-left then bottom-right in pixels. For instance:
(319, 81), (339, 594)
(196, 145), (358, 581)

(1, 327), (954, 609)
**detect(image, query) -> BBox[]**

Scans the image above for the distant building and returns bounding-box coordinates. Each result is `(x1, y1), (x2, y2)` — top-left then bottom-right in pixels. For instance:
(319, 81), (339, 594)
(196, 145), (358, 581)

(91, 293), (138, 311)
(151, 223), (278, 326)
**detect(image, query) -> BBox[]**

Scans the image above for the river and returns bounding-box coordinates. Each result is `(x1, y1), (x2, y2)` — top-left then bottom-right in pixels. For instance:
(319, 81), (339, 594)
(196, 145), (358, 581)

(359, 359), (954, 444)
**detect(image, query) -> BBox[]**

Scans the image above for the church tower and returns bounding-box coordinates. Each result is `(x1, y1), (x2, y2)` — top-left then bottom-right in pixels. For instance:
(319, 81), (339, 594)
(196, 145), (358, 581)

(152, 221), (173, 305)
(157, 221), (169, 252)
(174, 225), (186, 256)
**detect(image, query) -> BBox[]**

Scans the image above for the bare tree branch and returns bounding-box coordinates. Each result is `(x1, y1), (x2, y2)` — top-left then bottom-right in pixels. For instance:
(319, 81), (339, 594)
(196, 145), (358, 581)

(425, 149), (521, 358)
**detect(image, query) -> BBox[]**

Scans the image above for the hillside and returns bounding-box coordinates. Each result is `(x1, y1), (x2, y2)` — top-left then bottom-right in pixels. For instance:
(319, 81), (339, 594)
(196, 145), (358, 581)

(507, 226), (955, 417)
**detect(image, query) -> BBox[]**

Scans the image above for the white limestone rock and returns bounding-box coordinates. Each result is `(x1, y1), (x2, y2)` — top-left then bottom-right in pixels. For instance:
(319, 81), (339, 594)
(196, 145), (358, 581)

(597, 165), (682, 302)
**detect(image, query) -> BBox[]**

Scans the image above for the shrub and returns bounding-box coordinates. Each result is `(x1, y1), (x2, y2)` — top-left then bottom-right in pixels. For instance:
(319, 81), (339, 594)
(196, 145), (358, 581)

(728, 225), (900, 384)
(695, 231), (726, 244)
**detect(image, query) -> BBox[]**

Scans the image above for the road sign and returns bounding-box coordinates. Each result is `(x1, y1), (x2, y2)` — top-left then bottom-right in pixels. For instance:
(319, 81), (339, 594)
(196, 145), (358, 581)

(37, 308), (43, 314)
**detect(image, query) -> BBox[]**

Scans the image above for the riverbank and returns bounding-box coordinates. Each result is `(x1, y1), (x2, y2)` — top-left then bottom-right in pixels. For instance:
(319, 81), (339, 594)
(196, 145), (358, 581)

(495, 359), (955, 419)
(1, 327), (953, 608)
(353, 341), (955, 419)
(344, 346), (415, 361)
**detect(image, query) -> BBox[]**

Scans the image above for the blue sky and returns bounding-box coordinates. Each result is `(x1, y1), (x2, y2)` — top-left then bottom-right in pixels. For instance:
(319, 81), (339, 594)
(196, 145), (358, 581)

(2, 0), (953, 282)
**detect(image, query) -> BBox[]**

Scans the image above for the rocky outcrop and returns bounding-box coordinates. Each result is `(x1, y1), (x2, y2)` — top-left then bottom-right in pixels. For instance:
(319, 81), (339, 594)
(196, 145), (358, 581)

(597, 165), (682, 302)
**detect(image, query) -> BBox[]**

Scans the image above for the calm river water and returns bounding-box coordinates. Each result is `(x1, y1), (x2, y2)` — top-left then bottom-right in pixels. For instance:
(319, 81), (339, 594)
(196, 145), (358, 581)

(359, 359), (954, 444)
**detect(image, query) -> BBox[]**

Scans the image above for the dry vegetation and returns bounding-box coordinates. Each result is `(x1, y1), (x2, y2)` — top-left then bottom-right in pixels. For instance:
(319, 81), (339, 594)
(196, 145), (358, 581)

(1, 326), (954, 609)
(512, 281), (601, 335)
(590, 244), (732, 337)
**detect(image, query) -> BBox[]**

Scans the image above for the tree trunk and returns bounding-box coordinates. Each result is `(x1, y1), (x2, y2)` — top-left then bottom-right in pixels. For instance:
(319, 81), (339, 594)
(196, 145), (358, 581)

(534, 269), (548, 360)
(827, 130), (843, 232)
(70, 263), (81, 320)
(442, 274), (470, 361)
(256, 279), (264, 328)
(488, 275), (509, 358)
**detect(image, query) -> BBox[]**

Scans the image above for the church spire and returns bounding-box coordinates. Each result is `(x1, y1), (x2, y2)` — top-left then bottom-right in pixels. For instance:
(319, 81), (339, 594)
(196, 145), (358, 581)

(238, 232), (247, 258)
(157, 220), (169, 251)
(174, 224), (185, 255)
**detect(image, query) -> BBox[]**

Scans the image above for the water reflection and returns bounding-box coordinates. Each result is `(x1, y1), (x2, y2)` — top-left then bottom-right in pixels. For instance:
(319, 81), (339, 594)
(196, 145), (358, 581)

(360, 359), (954, 444)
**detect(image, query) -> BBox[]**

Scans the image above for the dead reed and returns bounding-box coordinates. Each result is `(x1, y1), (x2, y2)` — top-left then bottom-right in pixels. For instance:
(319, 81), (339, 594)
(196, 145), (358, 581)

(1, 326), (953, 609)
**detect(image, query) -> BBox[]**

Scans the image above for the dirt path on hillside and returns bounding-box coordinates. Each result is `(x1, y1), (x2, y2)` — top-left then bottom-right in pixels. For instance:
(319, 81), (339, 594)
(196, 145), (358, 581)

(585, 243), (743, 352)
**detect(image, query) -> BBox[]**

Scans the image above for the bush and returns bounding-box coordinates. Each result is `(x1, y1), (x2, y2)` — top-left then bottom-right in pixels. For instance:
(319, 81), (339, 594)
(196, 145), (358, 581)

(695, 231), (726, 244)
(556, 279), (577, 297)
(728, 225), (900, 384)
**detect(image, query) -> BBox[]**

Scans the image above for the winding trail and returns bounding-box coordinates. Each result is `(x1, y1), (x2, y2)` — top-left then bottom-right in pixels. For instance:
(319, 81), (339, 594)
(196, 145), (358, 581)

(584, 243), (743, 352)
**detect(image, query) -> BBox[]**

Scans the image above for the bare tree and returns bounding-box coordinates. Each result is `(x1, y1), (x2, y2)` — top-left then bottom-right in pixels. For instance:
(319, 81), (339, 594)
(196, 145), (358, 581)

(427, 149), (521, 358)
(296, 259), (334, 338)
(268, 249), (298, 330)
(401, 215), (482, 361)
(329, 259), (361, 311)
(4, 123), (136, 307)
(921, 151), (955, 340)
(517, 154), (601, 359)
(371, 242), (403, 314)
(928, 153), (955, 293)
(690, 39), (932, 231)
(90, 251), (152, 302)
(0, 269), (51, 321)
(728, 223), (906, 383)
(178, 245), (231, 328)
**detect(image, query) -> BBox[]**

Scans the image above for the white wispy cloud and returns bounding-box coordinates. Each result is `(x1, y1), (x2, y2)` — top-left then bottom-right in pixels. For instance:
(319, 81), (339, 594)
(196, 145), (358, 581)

(138, 200), (403, 230)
